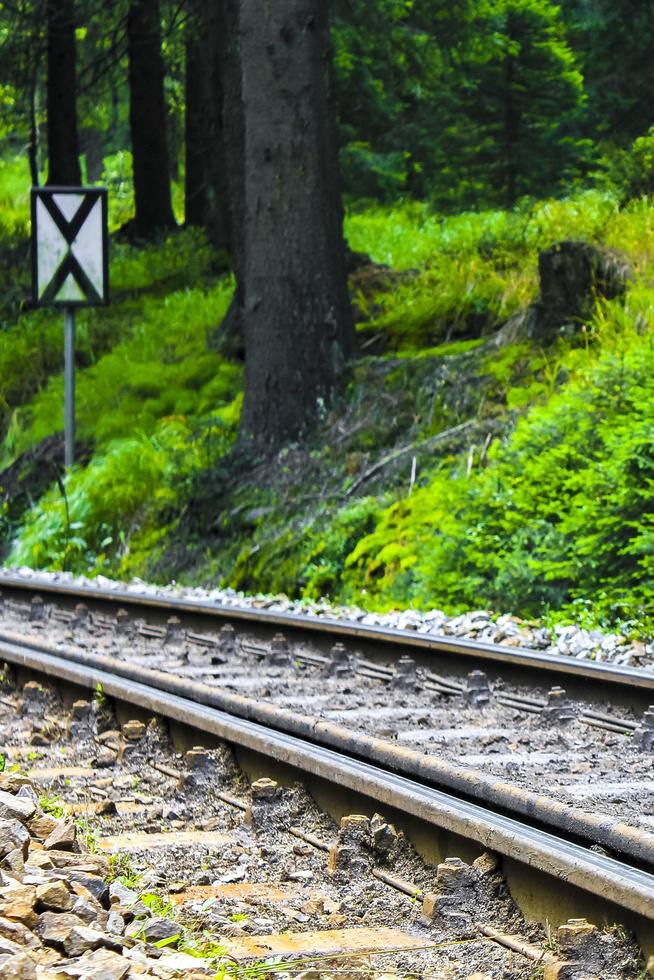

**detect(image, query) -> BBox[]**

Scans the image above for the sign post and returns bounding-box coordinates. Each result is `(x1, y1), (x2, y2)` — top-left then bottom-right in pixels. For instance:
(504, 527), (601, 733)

(64, 306), (76, 468)
(31, 187), (109, 468)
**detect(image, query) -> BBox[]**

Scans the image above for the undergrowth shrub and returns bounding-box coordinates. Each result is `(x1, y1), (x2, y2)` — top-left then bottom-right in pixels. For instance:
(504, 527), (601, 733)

(1, 235), (232, 464)
(10, 409), (240, 574)
(346, 191), (621, 350)
(343, 325), (654, 632)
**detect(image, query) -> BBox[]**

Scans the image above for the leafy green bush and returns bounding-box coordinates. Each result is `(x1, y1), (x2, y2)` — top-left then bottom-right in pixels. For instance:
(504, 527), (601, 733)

(101, 151), (135, 231)
(346, 191), (619, 349)
(8, 277), (237, 459)
(1, 229), (228, 463)
(343, 320), (654, 632)
(603, 127), (654, 202)
(10, 408), (240, 574)
(0, 155), (29, 240)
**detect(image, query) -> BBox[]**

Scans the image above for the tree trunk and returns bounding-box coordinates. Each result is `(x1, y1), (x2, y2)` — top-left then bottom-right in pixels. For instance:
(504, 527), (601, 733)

(28, 65), (40, 187)
(127, 0), (176, 236)
(503, 12), (519, 207)
(207, 0), (246, 357)
(237, 0), (355, 453)
(185, 0), (229, 248)
(46, 0), (81, 186)
(82, 127), (104, 183)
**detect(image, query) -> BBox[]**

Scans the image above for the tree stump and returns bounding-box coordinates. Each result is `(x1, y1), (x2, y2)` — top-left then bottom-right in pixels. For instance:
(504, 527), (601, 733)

(493, 241), (631, 347)
(537, 240), (631, 332)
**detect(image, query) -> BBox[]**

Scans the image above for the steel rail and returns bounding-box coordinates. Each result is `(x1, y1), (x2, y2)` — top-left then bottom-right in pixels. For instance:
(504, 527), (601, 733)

(1, 572), (653, 693)
(1, 627), (653, 870)
(0, 636), (652, 920)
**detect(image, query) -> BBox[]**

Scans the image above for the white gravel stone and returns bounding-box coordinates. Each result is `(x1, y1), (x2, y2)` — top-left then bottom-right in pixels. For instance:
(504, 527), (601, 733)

(2, 567), (652, 671)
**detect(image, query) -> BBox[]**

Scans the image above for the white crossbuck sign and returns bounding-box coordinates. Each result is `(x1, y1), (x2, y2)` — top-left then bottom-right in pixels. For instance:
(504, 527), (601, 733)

(31, 187), (109, 307)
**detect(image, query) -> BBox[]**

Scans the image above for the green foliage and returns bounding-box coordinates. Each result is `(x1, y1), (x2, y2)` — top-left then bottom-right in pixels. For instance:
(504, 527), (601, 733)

(107, 852), (142, 888)
(602, 127), (654, 201)
(101, 151), (135, 231)
(343, 307), (654, 632)
(346, 191), (618, 349)
(39, 793), (65, 819)
(6, 138), (654, 635)
(301, 498), (381, 599)
(332, 0), (453, 198)
(433, 0), (590, 209)
(10, 408), (239, 573)
(561, 0), (654, 145)
(8, 280), (237, 458)
(0, 155), (29, 240)
(0, 228), (230, 461)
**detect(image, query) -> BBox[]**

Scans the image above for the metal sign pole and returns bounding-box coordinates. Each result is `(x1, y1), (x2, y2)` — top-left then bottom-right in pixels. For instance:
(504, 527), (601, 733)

(64, 306), (75, 468)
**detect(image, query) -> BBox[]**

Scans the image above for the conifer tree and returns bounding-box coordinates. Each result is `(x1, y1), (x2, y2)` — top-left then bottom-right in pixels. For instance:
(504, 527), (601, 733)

(434, 0), (589, 209)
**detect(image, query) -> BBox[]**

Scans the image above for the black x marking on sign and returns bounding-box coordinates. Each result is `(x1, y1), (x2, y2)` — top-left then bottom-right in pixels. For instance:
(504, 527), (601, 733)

(38, 193), (102, 304)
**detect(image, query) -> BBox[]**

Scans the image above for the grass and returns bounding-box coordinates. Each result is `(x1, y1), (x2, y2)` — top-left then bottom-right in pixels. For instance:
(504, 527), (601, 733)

(4, 165), (654, 633)
(39, 793), (65, 818)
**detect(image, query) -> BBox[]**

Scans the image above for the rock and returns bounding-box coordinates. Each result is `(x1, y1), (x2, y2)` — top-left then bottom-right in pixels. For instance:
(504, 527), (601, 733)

(95, 800), (118, 817)
(185, 748), (208, 770)
(0, 819), (30, 859)
(302, 895), (325, 916)
(140, 917), (181, 944)
(21, 681), (46, 704)
(0, 951), (37, 979)
(25, 851), (54, 871)
(50, 947), (130, 979)
(251, 779), (278, 802)
(0, 915), (39, 948)
(28, 814), (61, 841)
(94, 749), (117, 769)
(15, 786), (38, 806)
(0, 935), (25, 956)
(106, 910), (125, 937)
(0, 776), (33, 795)
(71, 896), (106, 927)
(472, 851), (500, 877)
(39, 909), (118, 957)
(121, 721), (145, 742)
(37, 910), (86, 947)
(71, 700), (93, 720)
(46, 851), (109, 875)
(370, 814), (398, 855)
(0, 791), (36, 824)
(29, 728), (53, 747)
(63, 925), (113, 957)
(97, 731), (121, 745)
(2, 848), (25, 876)
(0, 883), (37, 928)
(36, 880), (74, 912)
(68, 872), (110, 908)
(422, 857), (479, 934)
(108, 882), (138, 909)
(43, 821), (78, 852)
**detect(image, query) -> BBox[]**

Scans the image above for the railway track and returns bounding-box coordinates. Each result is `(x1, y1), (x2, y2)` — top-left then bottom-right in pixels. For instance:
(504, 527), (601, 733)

(0, 657), (645, 980)
(1, 571), (652, 706)
(0, 572), (653, 975)
(0, 631), (651, 977)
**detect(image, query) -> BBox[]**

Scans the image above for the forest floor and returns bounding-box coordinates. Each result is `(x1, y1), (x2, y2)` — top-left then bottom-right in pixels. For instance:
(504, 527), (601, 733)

(2, 155), (654, 640)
